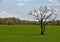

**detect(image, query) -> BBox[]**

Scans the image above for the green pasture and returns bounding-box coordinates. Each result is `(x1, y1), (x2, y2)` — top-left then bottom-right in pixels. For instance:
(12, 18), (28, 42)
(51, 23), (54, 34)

(0, 25), (60, 42)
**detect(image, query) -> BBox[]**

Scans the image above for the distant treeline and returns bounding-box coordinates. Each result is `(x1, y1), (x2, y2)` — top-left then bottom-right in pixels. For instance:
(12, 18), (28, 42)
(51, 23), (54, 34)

(46, 20), (60, 26)
(0, 17), (60, 25)
(0, 17), (39, 25)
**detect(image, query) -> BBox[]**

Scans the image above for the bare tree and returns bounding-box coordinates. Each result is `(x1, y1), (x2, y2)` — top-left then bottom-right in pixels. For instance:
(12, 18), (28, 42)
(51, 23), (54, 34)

(29, 6), (57, 35)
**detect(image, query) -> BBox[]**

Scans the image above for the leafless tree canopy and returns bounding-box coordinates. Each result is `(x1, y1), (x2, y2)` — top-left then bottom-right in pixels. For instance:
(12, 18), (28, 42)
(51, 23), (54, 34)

(29, 6), (57, 35)
(29, 6), (57, 21)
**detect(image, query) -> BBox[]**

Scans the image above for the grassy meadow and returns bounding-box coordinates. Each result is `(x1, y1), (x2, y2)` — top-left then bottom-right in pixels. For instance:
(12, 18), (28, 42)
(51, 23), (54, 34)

(0, 25), (60, 42)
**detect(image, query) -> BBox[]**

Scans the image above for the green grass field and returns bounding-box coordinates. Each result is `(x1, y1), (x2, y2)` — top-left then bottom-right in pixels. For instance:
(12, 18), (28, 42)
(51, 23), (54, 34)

(0, 25), (60, 42)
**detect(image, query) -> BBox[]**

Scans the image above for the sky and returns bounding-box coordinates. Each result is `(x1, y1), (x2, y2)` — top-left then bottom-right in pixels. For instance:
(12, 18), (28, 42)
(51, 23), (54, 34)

(0, 0), (60, 20)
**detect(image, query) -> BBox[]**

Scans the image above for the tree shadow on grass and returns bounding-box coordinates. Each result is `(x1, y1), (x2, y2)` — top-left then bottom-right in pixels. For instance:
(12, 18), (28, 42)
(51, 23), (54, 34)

(26, 34), (47, 37)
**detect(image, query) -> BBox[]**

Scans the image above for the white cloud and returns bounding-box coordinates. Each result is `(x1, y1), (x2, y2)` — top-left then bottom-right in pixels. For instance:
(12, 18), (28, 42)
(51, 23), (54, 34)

(17, 0), (34, 2)
(0, 11), (19, 18)
(48, 3), (60, 6)
(24, 0), (34, 1)
(17, 0), (21, 1)
(24, 0), (29, 1)
(48, 0), (58, 2)
(0, 11), (25, 20)
(17, 3), (25, 6)
(2, 11), (6, 14)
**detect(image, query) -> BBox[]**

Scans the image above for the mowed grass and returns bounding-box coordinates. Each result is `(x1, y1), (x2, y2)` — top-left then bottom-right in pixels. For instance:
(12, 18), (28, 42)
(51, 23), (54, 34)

(0, 25), (60, 42)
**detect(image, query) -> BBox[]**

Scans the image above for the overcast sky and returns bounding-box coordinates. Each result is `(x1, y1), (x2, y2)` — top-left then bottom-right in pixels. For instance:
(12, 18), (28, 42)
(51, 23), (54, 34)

(0, 0), (60, 20)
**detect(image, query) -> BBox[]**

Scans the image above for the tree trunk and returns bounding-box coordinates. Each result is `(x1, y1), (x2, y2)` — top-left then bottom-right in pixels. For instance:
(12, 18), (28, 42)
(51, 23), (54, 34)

(43, 22), (45, 32)
(41, 25), (44, 35)
(40, 20), (44, 35)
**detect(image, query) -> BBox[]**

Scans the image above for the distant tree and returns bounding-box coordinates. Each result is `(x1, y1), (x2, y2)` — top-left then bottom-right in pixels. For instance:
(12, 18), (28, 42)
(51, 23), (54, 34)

(56, 20), (60, 25)
(29, 6), (57, 35)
